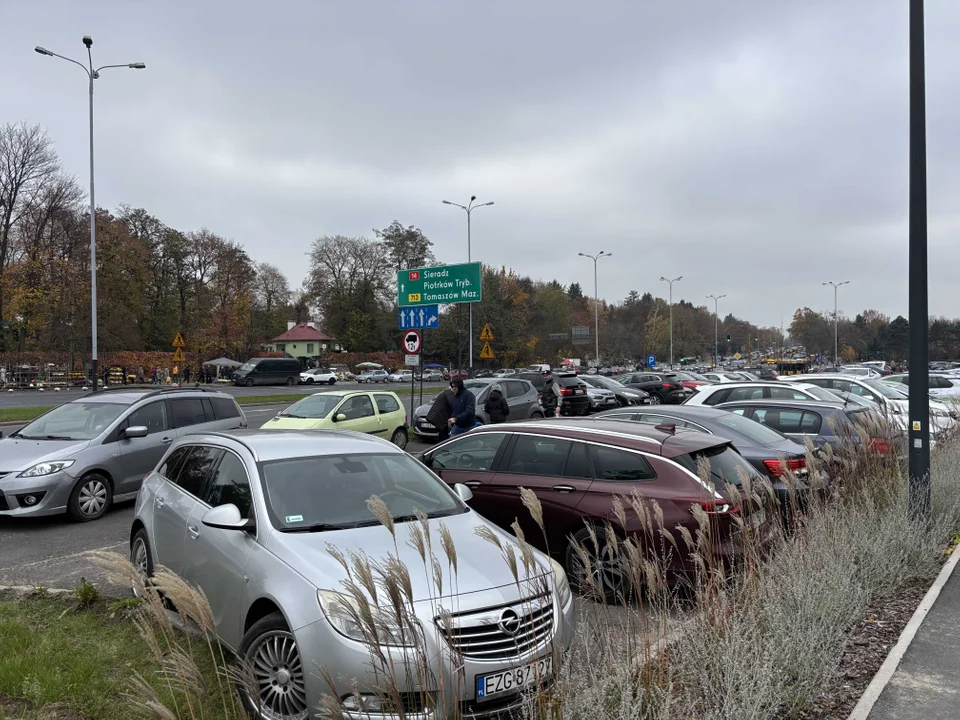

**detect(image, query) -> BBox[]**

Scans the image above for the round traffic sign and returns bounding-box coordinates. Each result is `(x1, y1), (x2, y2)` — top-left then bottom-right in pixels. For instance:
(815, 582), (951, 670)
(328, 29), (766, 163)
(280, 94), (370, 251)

(403, 330), (422, 354)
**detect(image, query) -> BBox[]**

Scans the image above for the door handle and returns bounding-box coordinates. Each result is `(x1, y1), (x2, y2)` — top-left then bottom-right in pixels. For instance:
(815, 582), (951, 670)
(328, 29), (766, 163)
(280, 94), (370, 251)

(155, 496), (165, 508)
(464, 481), (482, 488)
(552, 485), (575, 493)
(161, 437), (173, 445)
(187, 525), (200, 539)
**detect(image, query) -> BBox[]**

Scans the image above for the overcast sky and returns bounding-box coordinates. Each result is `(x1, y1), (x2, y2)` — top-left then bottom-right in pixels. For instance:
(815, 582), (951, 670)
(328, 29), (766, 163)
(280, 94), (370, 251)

(3, 0), (959, 328)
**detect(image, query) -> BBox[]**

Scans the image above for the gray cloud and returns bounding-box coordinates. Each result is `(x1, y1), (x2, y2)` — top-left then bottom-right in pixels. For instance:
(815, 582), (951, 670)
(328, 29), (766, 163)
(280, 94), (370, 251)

(4, 0), (959, 329)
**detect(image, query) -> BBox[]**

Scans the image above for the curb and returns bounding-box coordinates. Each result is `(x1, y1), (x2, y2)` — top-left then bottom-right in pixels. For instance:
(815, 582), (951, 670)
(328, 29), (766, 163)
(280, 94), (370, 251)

(847, 539), (960, 720)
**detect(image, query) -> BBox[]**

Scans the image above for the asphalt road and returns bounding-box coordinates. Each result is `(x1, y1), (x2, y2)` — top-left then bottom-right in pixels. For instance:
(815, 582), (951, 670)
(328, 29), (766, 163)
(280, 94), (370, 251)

(0, 380), (448, 410)
(0, 407), (434, 593)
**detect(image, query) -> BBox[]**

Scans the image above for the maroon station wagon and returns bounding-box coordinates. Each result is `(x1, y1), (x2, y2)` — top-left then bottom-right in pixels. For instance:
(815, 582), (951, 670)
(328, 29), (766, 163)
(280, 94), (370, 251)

(417, 419), (772, 601)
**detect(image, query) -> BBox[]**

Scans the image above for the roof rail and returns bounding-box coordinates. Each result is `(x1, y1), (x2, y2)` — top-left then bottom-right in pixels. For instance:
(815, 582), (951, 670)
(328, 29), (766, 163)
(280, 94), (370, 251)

(93, 385), (221, 398)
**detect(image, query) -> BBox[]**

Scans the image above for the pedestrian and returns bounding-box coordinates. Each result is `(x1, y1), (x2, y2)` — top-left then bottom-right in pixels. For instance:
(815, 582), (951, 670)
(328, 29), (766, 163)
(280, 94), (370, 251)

(447, 377), (477, 437)
(484, 383), (510, 424)
(173, 364), (179, 384)
(122, 366), (128, 385)
(426, 383), (456, 443)
(540, 369), (562, 418)
(184, 366), (191, 384)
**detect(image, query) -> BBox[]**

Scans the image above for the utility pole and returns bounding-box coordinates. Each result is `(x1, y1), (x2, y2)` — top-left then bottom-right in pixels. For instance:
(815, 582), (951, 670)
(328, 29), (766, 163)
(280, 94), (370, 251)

(579, 252), (612, 366)
(660, 275), (682, 368)
(908, 0), (930, 516)
(822, 280), (850, 367)
(706, 294), (726, 367)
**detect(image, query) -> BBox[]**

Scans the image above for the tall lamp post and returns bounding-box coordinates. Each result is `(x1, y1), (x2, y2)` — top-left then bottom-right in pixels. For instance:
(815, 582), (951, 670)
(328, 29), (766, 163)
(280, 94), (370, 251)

(578, 251), (612, 366)
(822, 280), (850, 367)
(35, 37), (145, 392)
(659, 275), (682, 368)
(706, 294), (726, 367)
(442, 196), (493, 373)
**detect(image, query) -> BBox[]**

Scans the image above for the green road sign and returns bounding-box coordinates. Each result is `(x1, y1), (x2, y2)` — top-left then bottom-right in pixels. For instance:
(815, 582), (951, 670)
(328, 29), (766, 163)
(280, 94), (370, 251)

(397, 262), (482, 307)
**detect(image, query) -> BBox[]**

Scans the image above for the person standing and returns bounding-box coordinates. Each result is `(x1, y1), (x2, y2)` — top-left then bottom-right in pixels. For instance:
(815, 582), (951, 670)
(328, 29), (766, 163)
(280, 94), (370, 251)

(447, 378), (477, 437)
(183, 366), (191, 384)
(484, 383), (510, 424)
(540, 370), (562, 418)
(426, 383), (456, 443)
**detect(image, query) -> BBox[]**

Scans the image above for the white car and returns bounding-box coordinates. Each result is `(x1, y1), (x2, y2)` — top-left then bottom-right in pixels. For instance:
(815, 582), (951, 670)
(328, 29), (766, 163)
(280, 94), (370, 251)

(701, 372), (755, 383)
(784, 374), (957, 436)
(492, 369), (517, 378)
(386, 370), (414, 383)
(683, 381), (840, 407)
(884, 373), (960, 399)
(299, 368), (337, 385)
(839, 366), (882, 379)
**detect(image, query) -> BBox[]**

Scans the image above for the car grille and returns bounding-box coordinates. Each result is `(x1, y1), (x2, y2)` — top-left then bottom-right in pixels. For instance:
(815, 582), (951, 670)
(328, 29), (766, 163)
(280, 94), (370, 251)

(438, 594), (554, 660)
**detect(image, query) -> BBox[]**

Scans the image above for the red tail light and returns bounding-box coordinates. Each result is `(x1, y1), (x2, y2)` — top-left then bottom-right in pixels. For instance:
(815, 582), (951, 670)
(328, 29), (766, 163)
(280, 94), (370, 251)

(696, 499), (739, 516)
(869, 438), (892, 454)
(560, 387), (573, 396)
(762, 457), (806, 477)
(662, 383), (673, 388)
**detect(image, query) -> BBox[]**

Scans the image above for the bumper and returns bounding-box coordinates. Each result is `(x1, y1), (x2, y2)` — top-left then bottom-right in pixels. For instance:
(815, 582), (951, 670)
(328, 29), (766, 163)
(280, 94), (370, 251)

(297, 589), (575, 719)
(0, 469), (75, 517)
(560, 398), (590, 415)
(413, 417), (442, 439)
(589, 397), (618, 410)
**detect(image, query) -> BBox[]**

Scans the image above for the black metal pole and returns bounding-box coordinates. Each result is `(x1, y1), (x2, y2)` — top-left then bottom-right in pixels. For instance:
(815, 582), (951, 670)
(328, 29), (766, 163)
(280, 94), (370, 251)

(908, 0), (931, 517)
(457, 305), (463, 373)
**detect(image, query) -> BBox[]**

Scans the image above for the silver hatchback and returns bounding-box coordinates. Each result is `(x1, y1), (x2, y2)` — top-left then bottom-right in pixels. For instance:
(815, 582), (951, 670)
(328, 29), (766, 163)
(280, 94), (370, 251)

(0, 388), (246, 520)
(130, 429), (575, 719)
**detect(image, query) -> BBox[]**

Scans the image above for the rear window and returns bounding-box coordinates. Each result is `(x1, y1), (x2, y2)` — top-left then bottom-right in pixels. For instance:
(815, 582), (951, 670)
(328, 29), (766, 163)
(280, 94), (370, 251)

(374, 394), (401, 414)
(210, 396), (242, 419)
(590, 445), (656, 482)
(674, 444), (760, 486)
(714, 412), (788, 445)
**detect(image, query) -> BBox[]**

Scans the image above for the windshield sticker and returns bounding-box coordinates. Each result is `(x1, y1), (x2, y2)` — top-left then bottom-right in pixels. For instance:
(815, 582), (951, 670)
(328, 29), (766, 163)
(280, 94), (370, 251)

(285, 515), (304, 523)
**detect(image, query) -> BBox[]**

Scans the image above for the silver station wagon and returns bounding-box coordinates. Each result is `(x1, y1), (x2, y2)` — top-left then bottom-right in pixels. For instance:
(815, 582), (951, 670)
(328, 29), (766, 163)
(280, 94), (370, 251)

(130, 429), (575, 719)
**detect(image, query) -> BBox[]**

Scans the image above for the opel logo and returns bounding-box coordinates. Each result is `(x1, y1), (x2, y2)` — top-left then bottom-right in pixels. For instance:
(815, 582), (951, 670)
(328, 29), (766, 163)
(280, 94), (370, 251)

(498, 609), (521, 635)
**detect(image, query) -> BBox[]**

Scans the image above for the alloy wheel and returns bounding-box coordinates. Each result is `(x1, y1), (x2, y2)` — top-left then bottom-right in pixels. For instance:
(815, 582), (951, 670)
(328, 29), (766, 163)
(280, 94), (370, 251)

(245, 631), (308, 720)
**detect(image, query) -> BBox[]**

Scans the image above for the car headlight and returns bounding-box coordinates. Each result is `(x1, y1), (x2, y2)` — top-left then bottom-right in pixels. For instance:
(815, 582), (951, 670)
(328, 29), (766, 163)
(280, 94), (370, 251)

(932, 408), (949, 418)
(623, 391), (639, 398)
(317, 590), (416, 647)
(889, 406), (903, 415)
(549, 558), (572, 607)
(18, 460), (75, 478)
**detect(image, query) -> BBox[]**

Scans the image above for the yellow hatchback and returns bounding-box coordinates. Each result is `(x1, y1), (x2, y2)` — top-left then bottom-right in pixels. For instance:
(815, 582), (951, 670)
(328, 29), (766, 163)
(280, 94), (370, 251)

(260, 389), (410, 448)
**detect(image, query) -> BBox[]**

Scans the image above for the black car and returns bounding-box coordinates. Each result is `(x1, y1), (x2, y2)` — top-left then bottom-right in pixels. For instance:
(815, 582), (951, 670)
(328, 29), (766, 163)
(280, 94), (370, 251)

(556, 375), (590, 415)
(591, 405), (826, 520)
(614, 373), (689, 404)
(744, 366), (779, 380)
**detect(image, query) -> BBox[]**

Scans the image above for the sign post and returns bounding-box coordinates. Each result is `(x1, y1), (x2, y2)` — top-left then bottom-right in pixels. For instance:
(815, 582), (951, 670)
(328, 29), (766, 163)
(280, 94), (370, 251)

(403, 330), (422, 410)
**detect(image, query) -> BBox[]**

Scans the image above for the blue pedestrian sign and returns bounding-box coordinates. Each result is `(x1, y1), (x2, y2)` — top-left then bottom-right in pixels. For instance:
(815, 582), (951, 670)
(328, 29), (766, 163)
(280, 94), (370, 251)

(647, 355), (656, 368)
(398, 305), (439, 330)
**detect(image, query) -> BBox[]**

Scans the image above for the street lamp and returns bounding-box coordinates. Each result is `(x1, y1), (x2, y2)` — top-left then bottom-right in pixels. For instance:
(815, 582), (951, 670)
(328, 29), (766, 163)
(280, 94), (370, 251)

(659, 275), (682, 368)
(706, 294), (726, 367)
(35, 37), (145, 392)
(441, 196), (494, 373)
(578, 251), (612, 365)
(822, 281), (850, 368)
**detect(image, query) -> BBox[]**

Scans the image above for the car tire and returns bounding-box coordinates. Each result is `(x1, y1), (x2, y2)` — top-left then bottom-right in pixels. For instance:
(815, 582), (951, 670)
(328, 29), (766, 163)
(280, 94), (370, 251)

(246, 378), (254, 387)
(648, 394), (662, 405)
(285, 377), (295, 386)
(391, 428), (408, 449)
(531, 411), (544, 419)
(130, 528), (154, 596)
(616, 397), (627, 408)
(565, 526), (630, 604)
(328, 378), (336, 385)
(67, 473), (113, 522)
(306, 378), (314, 384)
(237, 612), (308, 720)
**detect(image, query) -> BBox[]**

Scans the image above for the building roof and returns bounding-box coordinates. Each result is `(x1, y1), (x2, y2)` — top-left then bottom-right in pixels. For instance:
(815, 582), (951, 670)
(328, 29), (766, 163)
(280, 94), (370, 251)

(271, 323), (333, 342)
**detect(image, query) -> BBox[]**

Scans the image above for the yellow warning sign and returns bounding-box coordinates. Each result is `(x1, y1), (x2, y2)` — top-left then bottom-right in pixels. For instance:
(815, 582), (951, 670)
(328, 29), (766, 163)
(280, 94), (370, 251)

(734, 353), (741, 360)
(480, 324), (494, 341)
(479, 342), (494, 360)
(172, 348), (186, 362)
(172, 332), (186, 348)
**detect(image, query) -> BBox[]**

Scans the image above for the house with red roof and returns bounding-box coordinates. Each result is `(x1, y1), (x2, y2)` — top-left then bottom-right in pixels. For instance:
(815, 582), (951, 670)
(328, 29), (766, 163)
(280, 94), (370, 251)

(260, 322), (343, 360)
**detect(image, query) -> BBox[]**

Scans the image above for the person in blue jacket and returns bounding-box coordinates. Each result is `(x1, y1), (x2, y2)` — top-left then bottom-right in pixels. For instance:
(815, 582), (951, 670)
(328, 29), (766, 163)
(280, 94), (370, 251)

(447, 377), (477, 437)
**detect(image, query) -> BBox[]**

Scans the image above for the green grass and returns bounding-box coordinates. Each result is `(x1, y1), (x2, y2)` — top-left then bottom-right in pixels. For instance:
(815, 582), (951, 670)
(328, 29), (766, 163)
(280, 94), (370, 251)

(0, 592), (225, 720)
(0, 407), (52, 424)
(234, 393), (310, 406)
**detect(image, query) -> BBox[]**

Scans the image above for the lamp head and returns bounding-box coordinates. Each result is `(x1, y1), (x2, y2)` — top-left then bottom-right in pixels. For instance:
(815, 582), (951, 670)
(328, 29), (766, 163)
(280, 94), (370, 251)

(82, 36), (93, 48)
(470, 195), (476, 202)
(35, 46), (53, 56)
(129, 62), (146, 69)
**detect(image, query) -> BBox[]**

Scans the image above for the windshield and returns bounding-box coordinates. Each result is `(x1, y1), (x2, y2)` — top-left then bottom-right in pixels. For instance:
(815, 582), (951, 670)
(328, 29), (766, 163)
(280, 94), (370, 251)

(260, 453), (465, 530)
(17, 401), (127, 440)
(237, 361), (257, 372)
(861, 378), (905, 399)
(714, 413), (788, 446)
(831, 390), (878, 407)
(279, 394), (342, 419)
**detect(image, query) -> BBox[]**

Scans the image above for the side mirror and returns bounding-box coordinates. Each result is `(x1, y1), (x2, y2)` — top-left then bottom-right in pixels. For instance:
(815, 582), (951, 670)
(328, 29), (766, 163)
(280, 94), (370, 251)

(453, 483), (473, 502)
(123, 425), (149, 439)
(201, 503), (254, 531)
(336, 413), (347, 422)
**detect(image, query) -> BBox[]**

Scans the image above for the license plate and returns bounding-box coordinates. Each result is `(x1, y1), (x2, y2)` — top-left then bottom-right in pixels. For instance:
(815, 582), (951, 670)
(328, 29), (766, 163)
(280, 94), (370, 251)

(420, 421), (436, 429)
(476, 656), (553, 701)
